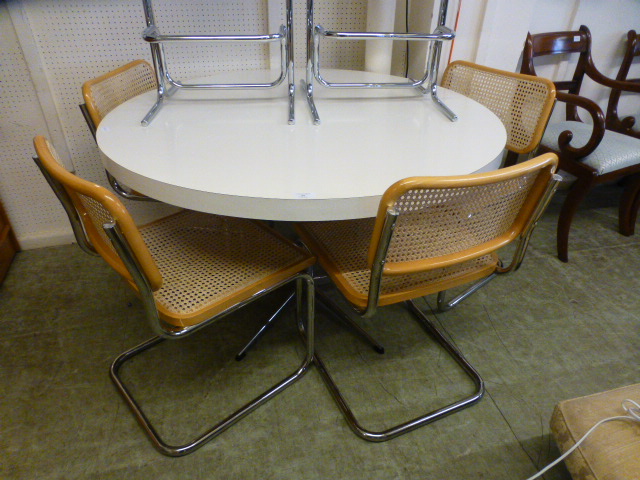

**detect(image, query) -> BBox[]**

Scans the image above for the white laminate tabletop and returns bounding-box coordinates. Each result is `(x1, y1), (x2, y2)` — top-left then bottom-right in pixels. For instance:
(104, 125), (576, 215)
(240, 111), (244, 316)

(97, 69), (507, 221)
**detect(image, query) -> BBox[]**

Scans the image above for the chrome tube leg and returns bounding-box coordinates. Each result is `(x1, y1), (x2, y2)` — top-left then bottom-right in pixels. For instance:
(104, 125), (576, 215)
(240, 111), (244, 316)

(235, 292), (295, 360)
(110, 274), (314, 456)
(311, 298), (483, 442)
(315, 289), (384, 354)
(436, 273), (497, 312)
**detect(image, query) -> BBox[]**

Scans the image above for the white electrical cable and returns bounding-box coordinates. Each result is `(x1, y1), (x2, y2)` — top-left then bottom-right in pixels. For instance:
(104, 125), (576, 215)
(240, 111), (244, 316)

(525, 399), (640, 480)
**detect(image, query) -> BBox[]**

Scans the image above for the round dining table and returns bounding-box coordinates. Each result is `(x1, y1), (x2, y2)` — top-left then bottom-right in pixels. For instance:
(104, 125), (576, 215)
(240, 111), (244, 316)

(97, 69), (507, 221)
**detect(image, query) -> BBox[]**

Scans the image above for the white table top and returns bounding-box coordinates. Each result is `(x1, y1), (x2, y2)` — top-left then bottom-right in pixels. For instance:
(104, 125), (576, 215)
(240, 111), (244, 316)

(97, 69), (507, 221)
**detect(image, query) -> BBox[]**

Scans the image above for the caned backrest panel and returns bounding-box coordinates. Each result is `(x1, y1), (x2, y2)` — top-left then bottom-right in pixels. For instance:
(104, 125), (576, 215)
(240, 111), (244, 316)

(33, 136), (162, 290)
(369, 154), (558, 274)
(82, 60), (157, 128)
(442, 61), (555, 155)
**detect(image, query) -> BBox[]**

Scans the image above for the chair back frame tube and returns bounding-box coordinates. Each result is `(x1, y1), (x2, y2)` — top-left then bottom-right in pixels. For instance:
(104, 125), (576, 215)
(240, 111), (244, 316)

(33, 156), (98, 257)
(497, 172), (562, 274)
(140, 0), (295, 126)
(362, 209), (399, 318)
(304, 0), (456, 124)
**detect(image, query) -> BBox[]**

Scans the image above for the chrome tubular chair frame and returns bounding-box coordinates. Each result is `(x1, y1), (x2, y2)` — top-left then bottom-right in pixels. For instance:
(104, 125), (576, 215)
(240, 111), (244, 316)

(295, 154), (561, 441)
(104, 221), (315, 456)
(304, 0), (456, 124)
(141, 0), (295, 126)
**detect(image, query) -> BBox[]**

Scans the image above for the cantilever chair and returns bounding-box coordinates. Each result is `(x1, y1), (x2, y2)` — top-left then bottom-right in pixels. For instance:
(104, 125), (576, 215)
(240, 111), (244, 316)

(80, 59), (157, 201)
(441, 61), (556, 168)
(520, 25), (640, 261)
(32, 135), (315, 456)
(295, 153), (560, 441)
(607, 29), (640, 139)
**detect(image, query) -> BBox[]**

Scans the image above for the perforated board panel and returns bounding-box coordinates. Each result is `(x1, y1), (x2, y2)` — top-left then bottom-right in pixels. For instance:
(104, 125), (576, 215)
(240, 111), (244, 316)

(292, 0), (367, 69)
(0, 3), (72, 248)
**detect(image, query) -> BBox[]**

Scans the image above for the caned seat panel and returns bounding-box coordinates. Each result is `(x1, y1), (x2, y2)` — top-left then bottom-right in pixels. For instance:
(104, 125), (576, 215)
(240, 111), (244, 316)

(441, 61), (555, 154)
(140, 212), (314, 326)
(82, 60), (157, 127)
(296, 217), (497, 309)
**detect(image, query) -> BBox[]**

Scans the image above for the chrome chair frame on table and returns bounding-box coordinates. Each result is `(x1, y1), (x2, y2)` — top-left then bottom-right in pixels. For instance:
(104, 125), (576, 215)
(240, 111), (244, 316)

(295, 154), (561, 441)
(304, 0), (456, 124)
(33, 136), (315, 456)
(141, 0), (295, 126)
(80, 59), (158, 201)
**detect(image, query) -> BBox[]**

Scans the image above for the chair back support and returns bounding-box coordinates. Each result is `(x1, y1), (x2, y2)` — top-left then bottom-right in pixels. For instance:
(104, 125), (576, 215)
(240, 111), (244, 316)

(607, 30), (640, 136)
(441, 61), (556, 155)
(82, 60), (156, 129)
(368, 153), (559, 275)
(33, 136), (162, 290)
(521, 27), (591, 94)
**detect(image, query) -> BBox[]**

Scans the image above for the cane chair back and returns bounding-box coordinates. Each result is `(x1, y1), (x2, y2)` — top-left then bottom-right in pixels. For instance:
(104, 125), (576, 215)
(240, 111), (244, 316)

(441, 61), (556, 156)
(33, 135), (315, 456)
(82, 60), (156, 134)
(298, 153), (559, 311)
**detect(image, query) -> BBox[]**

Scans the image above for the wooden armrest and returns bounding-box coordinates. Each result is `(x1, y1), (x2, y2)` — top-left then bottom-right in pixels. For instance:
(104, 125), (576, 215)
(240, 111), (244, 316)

(587, 61), (640, 93)
(556, 91), (606, 158)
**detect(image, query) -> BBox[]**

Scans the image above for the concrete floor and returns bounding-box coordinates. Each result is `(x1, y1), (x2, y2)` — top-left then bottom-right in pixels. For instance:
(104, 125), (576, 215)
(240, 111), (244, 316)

(2, 184), (639, 479)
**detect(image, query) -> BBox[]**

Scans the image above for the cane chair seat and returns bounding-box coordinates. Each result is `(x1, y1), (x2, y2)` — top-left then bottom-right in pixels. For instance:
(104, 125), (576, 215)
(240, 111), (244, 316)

(140, 211), (313, 326)
(542, 121), (640, 175)
(441, 61), (556, 165)
(298, 217), (497, 309)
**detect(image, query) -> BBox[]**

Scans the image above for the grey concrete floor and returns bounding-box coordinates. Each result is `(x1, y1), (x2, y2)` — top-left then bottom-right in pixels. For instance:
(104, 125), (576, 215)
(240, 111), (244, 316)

(2, 183), (639, 479)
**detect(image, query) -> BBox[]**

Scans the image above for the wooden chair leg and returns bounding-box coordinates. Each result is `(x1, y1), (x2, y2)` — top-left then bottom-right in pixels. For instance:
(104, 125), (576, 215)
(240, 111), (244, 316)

(557, 176), (595, 262)
(619, 173), (640, 236)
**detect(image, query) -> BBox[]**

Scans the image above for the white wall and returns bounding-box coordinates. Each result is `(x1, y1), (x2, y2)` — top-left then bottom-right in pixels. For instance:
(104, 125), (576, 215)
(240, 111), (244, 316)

(2, 0), (639, 249)
(451, 0), (640, 120)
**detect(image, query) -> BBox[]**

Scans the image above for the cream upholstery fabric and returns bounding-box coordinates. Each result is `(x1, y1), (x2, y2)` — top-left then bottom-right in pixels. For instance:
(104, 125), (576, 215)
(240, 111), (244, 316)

(541, 121), (640, 174)
(550, 383), (640, 480)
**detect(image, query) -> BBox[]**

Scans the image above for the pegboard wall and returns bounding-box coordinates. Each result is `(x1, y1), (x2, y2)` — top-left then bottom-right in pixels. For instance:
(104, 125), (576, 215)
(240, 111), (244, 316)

(0, 2), (72, 248)
(2, 0), (420, 249)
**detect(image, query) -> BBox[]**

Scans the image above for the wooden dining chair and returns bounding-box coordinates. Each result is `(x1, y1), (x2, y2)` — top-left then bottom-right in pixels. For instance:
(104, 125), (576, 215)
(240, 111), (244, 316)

(80, 60), (157, 200)
(441, 60), (556, 168)
(606, 29), (640, 139)
(520, 25), (640, 261)
(295, 153), (560, 441)
(32, 135), (315, 456)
